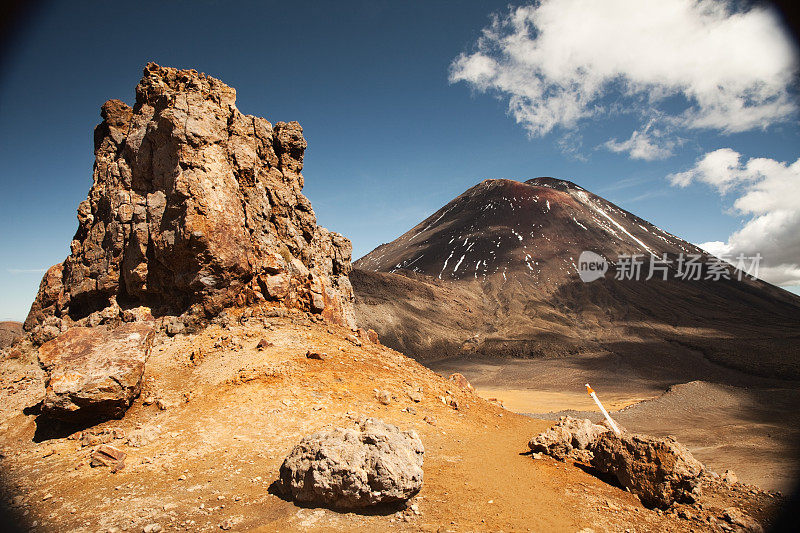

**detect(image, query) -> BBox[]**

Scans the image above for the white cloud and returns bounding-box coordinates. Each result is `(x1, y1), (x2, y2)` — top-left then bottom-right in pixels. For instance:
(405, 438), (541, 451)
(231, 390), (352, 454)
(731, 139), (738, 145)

(604, 126), (675, 161)
(450, 0), (797, 157)
(671, 149), (800, 286)
(6, 268), (48, 274)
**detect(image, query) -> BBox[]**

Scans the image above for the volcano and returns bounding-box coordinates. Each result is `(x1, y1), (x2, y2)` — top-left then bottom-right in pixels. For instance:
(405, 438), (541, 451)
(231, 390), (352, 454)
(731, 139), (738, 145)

(353, 178), (800, 379)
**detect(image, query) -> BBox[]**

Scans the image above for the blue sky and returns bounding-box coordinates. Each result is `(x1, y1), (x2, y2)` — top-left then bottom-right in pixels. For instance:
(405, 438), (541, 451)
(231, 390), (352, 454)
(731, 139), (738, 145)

(1, 0), (798, 321)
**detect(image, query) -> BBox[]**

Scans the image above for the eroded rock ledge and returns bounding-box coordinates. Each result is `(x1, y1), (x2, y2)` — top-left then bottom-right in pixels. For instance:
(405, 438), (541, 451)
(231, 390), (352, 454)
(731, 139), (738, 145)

(25, 63), (355, 343)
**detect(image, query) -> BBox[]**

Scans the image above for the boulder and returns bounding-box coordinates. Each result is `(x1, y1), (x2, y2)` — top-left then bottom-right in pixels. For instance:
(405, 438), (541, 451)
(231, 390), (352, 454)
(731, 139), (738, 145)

(279, 418), (424, 508)
(528, 416), (608, 461)
(448, 372), (473, 390)
(90, 444), (127, 472)
(25, 63), (356, 341)
(38, 323), (155, 422)
(590, 432), (704, 508)
(375, 390), (392, 405)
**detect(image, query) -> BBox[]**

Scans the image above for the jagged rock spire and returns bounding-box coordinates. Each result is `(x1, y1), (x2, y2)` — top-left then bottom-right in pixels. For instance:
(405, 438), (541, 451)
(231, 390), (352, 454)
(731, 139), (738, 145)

(26, 63), (355, 341)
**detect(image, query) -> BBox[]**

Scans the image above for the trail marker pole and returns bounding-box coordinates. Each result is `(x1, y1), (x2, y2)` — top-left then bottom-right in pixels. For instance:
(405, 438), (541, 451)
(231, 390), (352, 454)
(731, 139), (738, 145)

(585, 383), (621, 435)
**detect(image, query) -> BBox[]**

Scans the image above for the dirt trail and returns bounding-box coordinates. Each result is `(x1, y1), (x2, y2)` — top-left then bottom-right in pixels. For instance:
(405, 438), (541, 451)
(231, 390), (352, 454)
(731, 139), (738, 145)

(431, 356), (800, 494)
(0, 315), (787, 531)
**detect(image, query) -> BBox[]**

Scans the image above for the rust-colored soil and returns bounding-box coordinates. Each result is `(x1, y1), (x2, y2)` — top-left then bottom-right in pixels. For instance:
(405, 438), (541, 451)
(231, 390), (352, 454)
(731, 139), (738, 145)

(0, 313), (786, 531)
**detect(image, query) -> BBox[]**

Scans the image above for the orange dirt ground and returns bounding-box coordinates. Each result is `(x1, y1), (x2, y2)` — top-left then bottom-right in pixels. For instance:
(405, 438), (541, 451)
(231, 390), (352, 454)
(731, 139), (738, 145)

(0, 311), (786, 532)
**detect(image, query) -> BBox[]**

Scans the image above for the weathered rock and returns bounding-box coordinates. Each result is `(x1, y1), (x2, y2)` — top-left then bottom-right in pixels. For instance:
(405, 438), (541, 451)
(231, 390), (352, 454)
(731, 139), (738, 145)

(590, 432), (704, 508)
(25, 63), (356, 341)
(90, 444), (126, 472)
(376, 390), (392, 405)
(121, 306), (153, 323)
(722, 507), (763, 532)
(38, 323), (154, 422)
(366, 329), (379, 344)
(279, 418), (423, 508)
(256, 338), (273, 350)
(448, 372), (473, 390)
(408, 390), (423, 403)
(164, 317), (185, 336)
(346, 334), (362, 346)
(305, 350), (326, 360)
(126, 425), (162, 448)
(722, 469), (738, 484)
(528, 416), (608, 461)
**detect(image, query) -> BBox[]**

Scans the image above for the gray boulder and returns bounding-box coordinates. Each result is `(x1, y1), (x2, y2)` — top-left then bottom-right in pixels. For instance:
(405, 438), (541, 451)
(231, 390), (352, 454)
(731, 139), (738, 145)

(528, 416), (609, 461)
(590, 432), (704, 508)
(279, 418), (423, 508)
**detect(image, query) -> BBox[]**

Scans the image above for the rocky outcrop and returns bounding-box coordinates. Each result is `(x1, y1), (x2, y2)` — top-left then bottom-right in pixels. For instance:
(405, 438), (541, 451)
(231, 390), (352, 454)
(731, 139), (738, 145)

(528, 416), (609, 462)
(279, 417), (424, 508)
(25, 63), (355, 341)
(590, 432), (704, 509)
(38, 322), (154, 422)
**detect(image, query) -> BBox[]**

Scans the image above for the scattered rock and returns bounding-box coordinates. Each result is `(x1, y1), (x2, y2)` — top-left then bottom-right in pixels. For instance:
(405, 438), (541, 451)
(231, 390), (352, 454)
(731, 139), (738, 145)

(165, 317), (185, 337)
(722, 469), (738, 484)
(423, 415), (437, 426)
(279, 417), (424, 508)
(126, 425), (161, 448)
(590, 433), (704, 508)
(78, 427), (125, 447)
(256, 338), (273, 350)
(722, 507), (763, 532)
(487, 397), (504, 408)
(305, 350), (326, 360)
(408, 390), (423, 403)
(156, 398), (177, 410)
(375, 390), (392, 405)
(346, 334), (362, 346)
(37, 323), (155, 422)
(121, 307), (152, 323)
(142, 524), (162, 533)
(528, 416), (608, 462)
(90, 445), (126, 472)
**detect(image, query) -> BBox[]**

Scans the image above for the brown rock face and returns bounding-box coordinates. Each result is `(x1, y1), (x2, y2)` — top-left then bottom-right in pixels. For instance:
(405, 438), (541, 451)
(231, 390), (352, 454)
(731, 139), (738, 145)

(25, 63), (355, 339)
(38, 322), (155, 422)
(590, 432), (704, 508)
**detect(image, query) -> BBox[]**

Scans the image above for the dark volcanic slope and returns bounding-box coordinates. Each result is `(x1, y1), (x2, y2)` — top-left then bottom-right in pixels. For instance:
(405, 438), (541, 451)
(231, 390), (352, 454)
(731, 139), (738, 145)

(358, 178), (703, 285)
(0, 321), (23, 349)
(353, 178), (800, 379)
